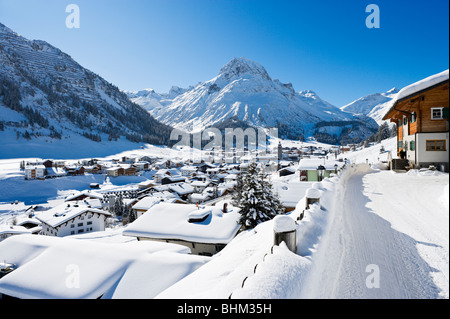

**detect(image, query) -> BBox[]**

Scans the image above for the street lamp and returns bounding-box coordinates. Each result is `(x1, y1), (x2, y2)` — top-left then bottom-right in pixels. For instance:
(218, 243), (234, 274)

(317, 165), (325, 181)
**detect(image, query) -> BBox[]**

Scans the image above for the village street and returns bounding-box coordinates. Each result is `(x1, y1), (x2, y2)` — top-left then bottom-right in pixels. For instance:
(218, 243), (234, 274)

(299, 165), (449, 299)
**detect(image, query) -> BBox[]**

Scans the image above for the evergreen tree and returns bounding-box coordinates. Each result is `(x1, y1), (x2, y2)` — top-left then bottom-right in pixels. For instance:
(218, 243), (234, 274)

(390, 123), (397, 137)
(232, 162), (282, 229)
(376, 122), (390, 143)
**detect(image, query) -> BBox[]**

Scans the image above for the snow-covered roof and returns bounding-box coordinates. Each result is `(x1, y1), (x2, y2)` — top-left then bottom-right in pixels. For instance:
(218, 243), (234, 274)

(123, 203), (241, 244)
(297, 158), (345, 171)
(65, 190), (104, 201)
(132, 196), (164, 211)
(138, 179), (155, 187)
(191, 180), (211, 187)
(24, 165), (45, 170)
(36, 203), (110, 228)
(190, 193), (210, 200)
(162, 175), (186, 182)
(273, 181), (313, 208)
(180, 165), (197, 171)
(395, 69), (449, 103)
(383, 69), (449, 120)
(0, 235), (208, 299)
(0, 225), (32, 236)
(169, 183), (195, 195)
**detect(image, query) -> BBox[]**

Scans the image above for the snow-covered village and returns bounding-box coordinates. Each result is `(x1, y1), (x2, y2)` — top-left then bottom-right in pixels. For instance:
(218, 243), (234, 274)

(0, 0), (449, 306)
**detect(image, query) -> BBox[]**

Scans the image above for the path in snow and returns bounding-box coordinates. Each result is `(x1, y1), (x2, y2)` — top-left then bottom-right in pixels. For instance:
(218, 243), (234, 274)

(300, 165), (448, 299)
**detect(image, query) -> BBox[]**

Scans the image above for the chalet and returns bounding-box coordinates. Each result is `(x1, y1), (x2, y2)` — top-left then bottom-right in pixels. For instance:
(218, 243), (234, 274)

(297, 158), (344, 181)
(131, 196), (166, 218)
(278, 167), (296, 177)
(36, 203), (111, 237)
(191, 180), (212, 193)
(107, 166), (124, 177)
(382, 69), (449, 171)
(273, 181), (313, 213)
(65, 190), (104, 204)
(65, 166), (85, 176)
(168, 183), (195, 200)
(45, 166), (66, 178)
(0, 225), (32, 242)
(24, 165), (46, 180)
(121, 156), (137, 164)
(16, 218), (41, 235)
(123, 203), (242, 256)
(161, 175), (186, 185)
(134, 161), (150, 171)
(180, 165), (198, 177)
(153, 169), (171, 183)
(189, 192), (212, 204)
(84, 164), (102, 174)
(197, 162), (216, 173)
(137, 179), (156, 190)
(123, 165), (137, 176)
(53, 160), (67, 168)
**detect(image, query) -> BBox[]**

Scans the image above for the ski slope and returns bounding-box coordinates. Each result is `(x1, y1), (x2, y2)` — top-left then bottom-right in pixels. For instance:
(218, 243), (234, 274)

(300, 164), (449, 298)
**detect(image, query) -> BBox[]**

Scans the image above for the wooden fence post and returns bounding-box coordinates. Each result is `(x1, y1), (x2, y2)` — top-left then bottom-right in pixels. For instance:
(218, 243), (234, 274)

(273, 215), (297, 253)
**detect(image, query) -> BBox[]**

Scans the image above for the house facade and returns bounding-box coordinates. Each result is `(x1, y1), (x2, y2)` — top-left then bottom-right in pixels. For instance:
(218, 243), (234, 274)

(123, 203), (241, 256)
(0, 225), (32, 242)
(36, 203), (111, 237)
(382, 70), (449, 171)
(24, 165), (45, 180)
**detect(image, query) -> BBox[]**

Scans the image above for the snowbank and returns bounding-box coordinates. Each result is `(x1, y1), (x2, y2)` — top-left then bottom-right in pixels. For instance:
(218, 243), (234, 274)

(156, 173), (336, 299)
(0, 235), (209, 299)
(273, 215), (296, 233)
(394, 69), (449, 103)
(123, 203), (241, 244)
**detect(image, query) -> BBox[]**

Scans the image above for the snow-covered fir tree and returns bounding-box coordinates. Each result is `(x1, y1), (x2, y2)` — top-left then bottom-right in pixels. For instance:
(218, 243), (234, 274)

(232, 162), (282, 229)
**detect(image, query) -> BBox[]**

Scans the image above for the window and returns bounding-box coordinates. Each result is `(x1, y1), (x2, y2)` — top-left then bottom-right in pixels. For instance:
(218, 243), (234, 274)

(78, 223), (83, 227)
(70, 224), (74, 228)
(431, 108), (443, 120)
(426, 140), (446, 151)
(403, 116), (408, 125)
(398, 140), (403, 149)
(410, 141), (415, 151)
(411, 112), (416, 123)
(87, 221), (92, 225)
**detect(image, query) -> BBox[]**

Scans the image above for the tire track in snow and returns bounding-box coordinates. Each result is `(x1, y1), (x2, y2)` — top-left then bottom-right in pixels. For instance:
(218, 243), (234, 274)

(300, 165), (442, 298)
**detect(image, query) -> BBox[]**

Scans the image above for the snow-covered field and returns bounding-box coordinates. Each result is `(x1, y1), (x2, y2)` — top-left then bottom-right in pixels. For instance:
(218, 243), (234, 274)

(0, 139), (448, 299)
(156, 164), (448, 299)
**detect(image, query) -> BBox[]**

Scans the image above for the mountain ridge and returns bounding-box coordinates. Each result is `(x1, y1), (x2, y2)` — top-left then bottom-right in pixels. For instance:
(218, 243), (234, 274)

(0, 22), (174, 158)
(128, 57), (379, 144)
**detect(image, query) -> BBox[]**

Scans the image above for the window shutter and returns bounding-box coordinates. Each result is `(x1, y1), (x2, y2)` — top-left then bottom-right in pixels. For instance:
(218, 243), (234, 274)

(443, 107), (449, 119)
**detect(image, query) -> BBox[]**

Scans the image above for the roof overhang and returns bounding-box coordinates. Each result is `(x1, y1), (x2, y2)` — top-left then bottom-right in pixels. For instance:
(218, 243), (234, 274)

(382, 79), (449, 121)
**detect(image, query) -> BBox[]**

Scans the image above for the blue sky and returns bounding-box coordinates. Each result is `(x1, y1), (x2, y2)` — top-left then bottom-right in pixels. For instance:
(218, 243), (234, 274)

(0, 0), (448, 107)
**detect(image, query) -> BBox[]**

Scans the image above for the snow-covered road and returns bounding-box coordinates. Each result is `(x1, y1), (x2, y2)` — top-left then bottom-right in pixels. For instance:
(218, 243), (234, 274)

(300, 165), (449, 299)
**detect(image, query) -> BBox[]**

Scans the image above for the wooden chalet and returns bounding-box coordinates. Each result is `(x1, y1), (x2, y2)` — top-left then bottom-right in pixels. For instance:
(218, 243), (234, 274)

(382, 69), (449, 171)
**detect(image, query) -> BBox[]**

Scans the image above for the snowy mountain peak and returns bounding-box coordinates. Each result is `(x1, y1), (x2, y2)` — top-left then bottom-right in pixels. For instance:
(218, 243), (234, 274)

(218, 57), (271, 81)
(386, 87), (399, 95)
(0, 22), (173, 155)
(340, 87), (400, 124)
(298, 90), (319, 98)
(128, 57), (378, 143)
